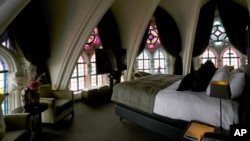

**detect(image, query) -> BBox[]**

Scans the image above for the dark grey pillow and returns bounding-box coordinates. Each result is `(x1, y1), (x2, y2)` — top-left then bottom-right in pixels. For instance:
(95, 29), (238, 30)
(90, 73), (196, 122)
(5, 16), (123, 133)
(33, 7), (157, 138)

(177, 71), (197, 91)
(191, 60), (216, 91)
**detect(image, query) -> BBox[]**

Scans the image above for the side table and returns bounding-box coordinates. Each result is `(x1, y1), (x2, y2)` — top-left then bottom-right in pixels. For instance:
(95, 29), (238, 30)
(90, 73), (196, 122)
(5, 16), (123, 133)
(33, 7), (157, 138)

(11, 102), (48, 140)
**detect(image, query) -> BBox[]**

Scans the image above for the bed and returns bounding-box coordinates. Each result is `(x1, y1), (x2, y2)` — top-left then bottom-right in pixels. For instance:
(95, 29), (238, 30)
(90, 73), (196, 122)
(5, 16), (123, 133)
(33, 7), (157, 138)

(111, 64), (250, 140)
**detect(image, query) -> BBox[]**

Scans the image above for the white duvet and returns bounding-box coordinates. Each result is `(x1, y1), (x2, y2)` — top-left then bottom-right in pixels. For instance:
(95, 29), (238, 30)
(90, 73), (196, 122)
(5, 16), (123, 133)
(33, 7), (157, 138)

(153, 80), (239, 130)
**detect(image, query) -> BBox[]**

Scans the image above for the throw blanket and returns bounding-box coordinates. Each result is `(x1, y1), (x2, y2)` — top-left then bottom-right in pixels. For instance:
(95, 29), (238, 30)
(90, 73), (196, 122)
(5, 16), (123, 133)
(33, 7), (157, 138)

(111, 74), (183, 113)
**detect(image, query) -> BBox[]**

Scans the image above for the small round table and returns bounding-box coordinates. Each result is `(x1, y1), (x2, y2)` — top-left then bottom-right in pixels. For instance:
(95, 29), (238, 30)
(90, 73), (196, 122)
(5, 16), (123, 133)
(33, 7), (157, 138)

(11, 102), (48, 139)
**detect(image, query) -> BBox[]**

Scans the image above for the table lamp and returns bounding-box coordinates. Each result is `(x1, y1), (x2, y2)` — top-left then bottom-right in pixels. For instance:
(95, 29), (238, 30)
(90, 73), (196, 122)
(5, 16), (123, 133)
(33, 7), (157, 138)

(227, 65), (234, 72)
(209, 81), (231, 131)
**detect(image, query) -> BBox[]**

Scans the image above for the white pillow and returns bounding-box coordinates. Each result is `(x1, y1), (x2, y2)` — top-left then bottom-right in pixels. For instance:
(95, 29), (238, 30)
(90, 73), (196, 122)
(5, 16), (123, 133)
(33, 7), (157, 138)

(230, 68), (242, 76)
(0, 94), (6, 140)
(229, 72), (245, 99)
(216, 65), (230, 73)
(206, 66), (230, 96)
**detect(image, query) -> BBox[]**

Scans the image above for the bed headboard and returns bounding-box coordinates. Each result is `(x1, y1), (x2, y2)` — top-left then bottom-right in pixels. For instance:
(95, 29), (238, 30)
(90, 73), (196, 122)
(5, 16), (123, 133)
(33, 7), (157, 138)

(238, 64), (250, 124)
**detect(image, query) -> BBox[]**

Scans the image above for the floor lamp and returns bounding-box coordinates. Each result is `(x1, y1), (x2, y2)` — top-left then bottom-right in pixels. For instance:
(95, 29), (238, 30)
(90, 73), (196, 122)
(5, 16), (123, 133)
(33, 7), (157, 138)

(209, 81), (231, 131)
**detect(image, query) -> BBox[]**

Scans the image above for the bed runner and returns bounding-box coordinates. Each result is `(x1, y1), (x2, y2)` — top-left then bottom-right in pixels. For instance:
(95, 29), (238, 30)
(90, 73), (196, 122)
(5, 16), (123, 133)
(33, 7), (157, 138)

(111, 74), (183, 113)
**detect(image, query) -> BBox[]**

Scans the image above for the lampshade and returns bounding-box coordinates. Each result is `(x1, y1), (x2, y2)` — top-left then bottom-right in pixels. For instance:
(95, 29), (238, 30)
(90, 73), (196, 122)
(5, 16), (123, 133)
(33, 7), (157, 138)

(228, 65), (234, 72)
(209, 81), (231, 99)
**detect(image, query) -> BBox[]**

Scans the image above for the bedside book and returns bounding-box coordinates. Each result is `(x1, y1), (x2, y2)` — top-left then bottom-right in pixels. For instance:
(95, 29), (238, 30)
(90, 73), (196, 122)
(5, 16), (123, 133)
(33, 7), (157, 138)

(181, 120), (218, 141)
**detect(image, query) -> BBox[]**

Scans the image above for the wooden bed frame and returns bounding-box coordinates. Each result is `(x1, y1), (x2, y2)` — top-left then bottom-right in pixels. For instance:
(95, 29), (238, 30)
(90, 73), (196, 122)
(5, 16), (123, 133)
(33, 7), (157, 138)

(114, 103), (188, 141)
(113, 65), (250, 141)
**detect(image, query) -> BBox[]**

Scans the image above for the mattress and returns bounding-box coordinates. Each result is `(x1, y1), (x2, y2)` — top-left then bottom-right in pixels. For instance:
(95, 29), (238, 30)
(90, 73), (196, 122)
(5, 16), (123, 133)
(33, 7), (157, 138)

(153, 80), (239, 130)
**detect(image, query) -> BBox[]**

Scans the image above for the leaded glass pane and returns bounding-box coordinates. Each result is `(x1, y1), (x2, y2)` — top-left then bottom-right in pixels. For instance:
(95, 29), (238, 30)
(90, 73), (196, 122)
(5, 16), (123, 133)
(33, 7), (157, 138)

(222, 48), (240, 68)
(78, 57), (83, 63)
(70, 78), (77, 91)
(146, 23), (160, 49)
(91, 54), (96, 75)
(137, 51), (150, 72)
(69, 55), (87, 91)
(143, 60), (149, 68)
(78, 77), (85, 90)
(91, 75), (97, 87)
(72, 67), (77, 77)
(78, 64), (84, 76)
(201, 49), (216, 66)
(210, 20), (227, 47)
(97, 75), (103, 85)
(153, 50), (166, 74)
(91, 64), (96, 74)
(214, 41), (223, 46)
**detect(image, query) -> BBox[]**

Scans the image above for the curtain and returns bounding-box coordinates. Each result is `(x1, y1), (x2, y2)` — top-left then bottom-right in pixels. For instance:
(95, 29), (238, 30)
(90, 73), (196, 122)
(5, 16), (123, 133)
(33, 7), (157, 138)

(97, 9), (123, 81)
(154, 7), (182, 75)
(192, 0), (216, 57)
(246, 24), (250, 61)
(97, 9), (121, 53)
(0, 31), (8, 43)
(7, 0), (51, 82)
(217, 0), (249, 55)
(191, 0), (216, 71)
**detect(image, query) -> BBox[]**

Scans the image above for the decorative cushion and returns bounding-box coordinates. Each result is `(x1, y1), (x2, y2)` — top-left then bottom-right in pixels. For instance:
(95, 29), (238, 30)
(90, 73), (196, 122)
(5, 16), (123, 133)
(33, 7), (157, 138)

(229, 72), (245, 99)
(191, 60), (217, 91)
(206, 66), (230, 96)
(176, 71), (197, 91)
(0, 94), (6, 140)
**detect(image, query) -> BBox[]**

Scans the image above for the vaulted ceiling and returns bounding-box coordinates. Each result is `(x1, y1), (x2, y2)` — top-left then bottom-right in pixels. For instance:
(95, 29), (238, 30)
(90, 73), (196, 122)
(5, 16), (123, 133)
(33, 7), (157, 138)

(1, 0), (249, 89)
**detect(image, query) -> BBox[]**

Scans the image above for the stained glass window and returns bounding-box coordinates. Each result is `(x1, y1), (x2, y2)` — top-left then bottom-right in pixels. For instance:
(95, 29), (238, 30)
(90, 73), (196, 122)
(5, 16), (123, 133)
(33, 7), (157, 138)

(200, 48), (217, 67)
(222, 48), (240, 68)
(0, 59), (7, 114)
(199, 19), (242, 68)
(1, 39), (15, 53)
(136, 21), (168, 74)
(154, 50), (166, 74)
(210, 21), (229, 47)
(69, 56), (87, 92)
(147, 23), (160, 49)
(137, 51), (150, 73)
(90, 54), (103, 87)
(84, 28), (100, 50)
(70, 27), (106, 90)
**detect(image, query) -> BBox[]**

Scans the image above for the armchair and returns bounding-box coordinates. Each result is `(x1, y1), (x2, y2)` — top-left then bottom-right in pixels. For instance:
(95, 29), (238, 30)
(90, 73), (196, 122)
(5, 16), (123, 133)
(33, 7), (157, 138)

(0, 94), (32, 141)
(39, 84), (74, 124)
(3, 113), (32, 141)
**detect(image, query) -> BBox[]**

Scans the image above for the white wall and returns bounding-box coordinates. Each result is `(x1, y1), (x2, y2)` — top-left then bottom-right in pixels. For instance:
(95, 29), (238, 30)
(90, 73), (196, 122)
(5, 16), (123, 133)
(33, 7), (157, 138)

(43, 0), (114, 89)
(0, 0), (30, 34)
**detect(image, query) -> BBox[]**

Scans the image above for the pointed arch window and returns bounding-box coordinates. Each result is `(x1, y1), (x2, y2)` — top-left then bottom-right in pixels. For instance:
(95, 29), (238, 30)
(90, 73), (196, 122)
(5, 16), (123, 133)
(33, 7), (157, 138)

(70, 27), (107, 91)
(0, 59), (8, 114)
(90, 54), (104, 87)
(147, 23), (160, 49)
(210, 20), (229, 47)
(154, 50), (166, 74)
(198, 18), (246, 69)
(137, 51), (150, 73)
(84, 28), (101, 50)
(222, 47), (240, 68)
(69, 55), (87, 91)
(200, 48), (217, 67)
